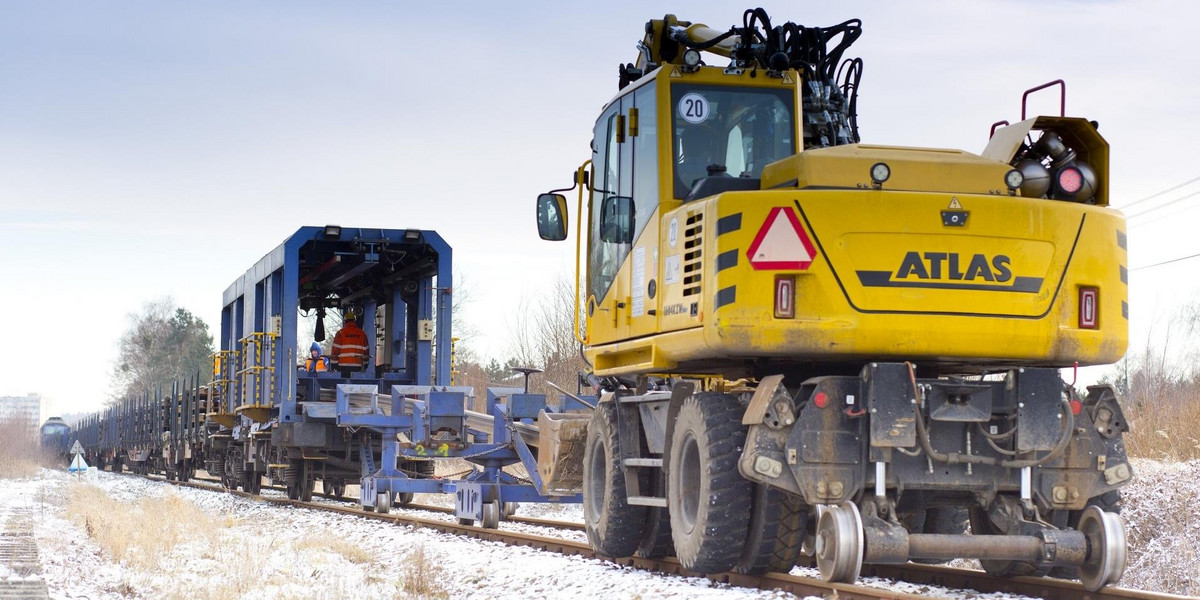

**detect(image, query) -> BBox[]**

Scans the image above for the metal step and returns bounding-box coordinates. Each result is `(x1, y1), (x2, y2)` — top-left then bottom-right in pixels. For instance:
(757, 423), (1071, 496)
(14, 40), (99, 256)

(627, 496), (668, 507)
(622, 458), (663, 468)
(617, 392), (672, 405)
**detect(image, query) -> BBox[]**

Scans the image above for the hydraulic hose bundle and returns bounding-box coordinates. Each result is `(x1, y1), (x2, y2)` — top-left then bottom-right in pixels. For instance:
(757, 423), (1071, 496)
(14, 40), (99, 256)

(635, 8), (866, 147)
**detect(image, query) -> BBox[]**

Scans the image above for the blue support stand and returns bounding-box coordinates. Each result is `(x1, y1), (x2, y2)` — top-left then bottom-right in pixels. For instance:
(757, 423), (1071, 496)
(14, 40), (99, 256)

(338, 384), (582, 524)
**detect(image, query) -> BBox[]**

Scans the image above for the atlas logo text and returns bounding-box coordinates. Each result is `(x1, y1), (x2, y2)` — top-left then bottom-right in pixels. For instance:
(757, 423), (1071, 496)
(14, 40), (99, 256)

(896, 252), (1012, 283)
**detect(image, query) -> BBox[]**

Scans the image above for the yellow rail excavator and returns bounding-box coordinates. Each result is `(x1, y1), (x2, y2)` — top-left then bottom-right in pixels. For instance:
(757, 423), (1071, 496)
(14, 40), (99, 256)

(535, 8), (1130, 590)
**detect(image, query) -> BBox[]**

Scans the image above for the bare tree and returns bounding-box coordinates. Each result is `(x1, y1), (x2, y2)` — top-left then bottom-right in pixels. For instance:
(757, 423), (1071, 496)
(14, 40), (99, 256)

(506, 276), (589, 406)
(297, 305), (342, 357)
(110, 297), (214, 402)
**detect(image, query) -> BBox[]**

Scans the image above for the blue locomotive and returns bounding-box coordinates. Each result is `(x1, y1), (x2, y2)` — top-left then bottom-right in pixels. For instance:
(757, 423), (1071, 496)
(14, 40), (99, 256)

(40, 417), (71, 464)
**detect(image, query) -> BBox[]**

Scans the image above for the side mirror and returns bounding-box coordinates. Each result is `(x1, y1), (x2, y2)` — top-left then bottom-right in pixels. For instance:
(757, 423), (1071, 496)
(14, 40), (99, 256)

(600, 196), (635, 244)
(536, 193), (568, 241)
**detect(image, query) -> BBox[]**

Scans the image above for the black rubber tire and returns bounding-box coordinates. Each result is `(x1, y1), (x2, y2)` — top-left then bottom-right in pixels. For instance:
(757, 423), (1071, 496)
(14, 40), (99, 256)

(636, 465), (674, 558)
(911, 506), (969, 565)
(636, 506), (674, 558)
(926, 506), (969, 534)
(971, 506), (1050, 578)
(634, 421), (673, 559)
(668, 392), (753, 574)
(735, 484), (807, 574)
(583, 401), (646, 558)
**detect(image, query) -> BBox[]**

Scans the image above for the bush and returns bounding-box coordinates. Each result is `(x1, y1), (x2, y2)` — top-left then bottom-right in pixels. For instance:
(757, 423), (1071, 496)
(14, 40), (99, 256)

(1106, 303), (1200, 461)
(66, 484), (227, 570)
(1120, 378), (1200, 461)
(400, 544), (448, 600)
(0, 419), (43, 479)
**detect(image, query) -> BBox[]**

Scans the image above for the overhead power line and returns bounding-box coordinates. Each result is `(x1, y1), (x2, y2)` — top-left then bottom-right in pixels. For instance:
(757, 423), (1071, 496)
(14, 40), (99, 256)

(1131, 250), (1200, 272)
(1128, 204), (1200, 230)
(1119, 175), (1200, 213)
(1126, 189), (1200, 222)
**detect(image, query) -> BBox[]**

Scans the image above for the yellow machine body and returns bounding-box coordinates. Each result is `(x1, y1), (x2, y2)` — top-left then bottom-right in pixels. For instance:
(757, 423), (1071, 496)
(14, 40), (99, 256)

(544, 13), (1134, 589)
(575, 66), (1126, 377)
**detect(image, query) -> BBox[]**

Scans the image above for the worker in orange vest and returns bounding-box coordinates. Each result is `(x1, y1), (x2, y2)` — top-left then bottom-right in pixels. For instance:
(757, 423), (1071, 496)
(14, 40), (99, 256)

(331, 309), (369, 374)
(305, 342), (329, 373)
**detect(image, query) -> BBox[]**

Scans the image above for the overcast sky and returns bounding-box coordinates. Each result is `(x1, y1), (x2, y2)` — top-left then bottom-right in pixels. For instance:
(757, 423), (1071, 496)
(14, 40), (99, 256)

(3, 1), (1198, 417)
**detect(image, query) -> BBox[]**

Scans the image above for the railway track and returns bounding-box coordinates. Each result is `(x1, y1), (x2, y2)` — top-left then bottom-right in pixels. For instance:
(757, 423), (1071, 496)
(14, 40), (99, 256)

(183, 474), (586, 532)
(112, 471), (1188, 600)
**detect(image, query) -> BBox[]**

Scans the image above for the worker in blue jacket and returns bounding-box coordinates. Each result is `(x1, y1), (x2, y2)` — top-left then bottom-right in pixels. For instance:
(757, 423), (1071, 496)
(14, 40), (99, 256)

(305, 342), (330, 373)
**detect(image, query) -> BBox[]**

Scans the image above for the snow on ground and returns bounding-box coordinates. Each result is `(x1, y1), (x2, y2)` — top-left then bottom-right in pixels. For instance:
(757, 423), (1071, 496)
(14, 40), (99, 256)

(3, 461), (1194, 599)
(19, 470), (811, 600)
(0, 472), (129, 599)
(1119, 458), (1200, 596)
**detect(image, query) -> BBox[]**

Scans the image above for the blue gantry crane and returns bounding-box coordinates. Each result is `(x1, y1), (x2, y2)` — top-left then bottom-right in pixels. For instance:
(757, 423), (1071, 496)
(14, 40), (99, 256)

(200, 226), (585, 524)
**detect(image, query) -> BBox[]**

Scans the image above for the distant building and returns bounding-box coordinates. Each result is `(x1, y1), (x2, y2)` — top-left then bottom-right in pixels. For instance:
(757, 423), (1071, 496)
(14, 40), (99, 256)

(0, 394), (42, 430)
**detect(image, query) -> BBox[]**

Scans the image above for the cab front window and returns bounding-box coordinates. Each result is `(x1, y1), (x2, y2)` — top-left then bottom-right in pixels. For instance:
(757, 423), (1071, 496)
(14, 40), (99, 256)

(672, 85), (795, 198)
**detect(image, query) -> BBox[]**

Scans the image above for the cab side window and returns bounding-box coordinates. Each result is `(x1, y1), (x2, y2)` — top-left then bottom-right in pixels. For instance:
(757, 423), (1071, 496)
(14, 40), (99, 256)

(589, 106), (623, 299)
(588, 84), (660, 304)
(631, 83), (658, 238)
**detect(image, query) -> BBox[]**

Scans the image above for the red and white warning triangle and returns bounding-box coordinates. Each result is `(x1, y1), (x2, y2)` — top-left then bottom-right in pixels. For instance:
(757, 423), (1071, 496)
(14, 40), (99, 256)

(746, 207), (818, 270)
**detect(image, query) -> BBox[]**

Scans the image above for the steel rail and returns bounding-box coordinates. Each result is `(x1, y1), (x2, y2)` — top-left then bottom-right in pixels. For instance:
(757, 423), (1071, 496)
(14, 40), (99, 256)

(187, 474), (586, 531)
(130, 473), (1185, 600)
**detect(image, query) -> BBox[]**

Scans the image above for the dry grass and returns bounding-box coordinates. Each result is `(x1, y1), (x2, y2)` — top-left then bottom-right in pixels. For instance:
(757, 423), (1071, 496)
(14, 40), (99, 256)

(296, 530), (373, 564)
(66, 482), (392, 600)
(67, 483), (229, 570)
(1120, 380), (1200, 461)
(0, 420), (44, 479)
(1113, 303), (1200, 461)
(400, 544), (449, 600)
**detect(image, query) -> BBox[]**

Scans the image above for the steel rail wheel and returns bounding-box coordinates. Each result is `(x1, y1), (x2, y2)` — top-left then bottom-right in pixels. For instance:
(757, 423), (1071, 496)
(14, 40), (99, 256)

(482, 501), (501, 529)
(376, 492), (392, 514)
(1078, 506), (1127, 592)
(815, 501), (864, 583)
(503, 502), (519, 518)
